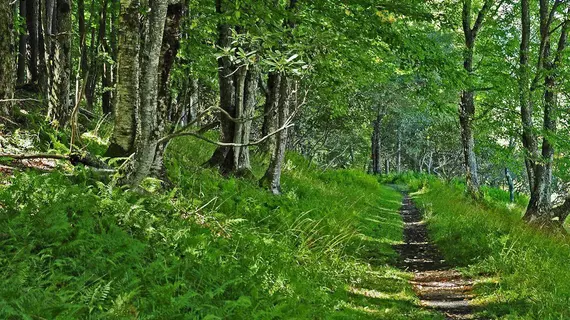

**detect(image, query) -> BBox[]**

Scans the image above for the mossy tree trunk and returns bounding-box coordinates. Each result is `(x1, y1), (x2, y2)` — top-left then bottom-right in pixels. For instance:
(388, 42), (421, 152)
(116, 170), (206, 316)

(106, 0), (140, 157)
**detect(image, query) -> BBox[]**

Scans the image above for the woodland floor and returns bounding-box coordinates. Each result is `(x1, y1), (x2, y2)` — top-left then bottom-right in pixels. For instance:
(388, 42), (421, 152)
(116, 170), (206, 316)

(393, 192), (483, 320)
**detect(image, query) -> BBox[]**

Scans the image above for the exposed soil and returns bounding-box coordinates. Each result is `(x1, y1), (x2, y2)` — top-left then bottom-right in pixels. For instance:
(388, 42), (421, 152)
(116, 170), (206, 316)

(393, 193), (481, 320)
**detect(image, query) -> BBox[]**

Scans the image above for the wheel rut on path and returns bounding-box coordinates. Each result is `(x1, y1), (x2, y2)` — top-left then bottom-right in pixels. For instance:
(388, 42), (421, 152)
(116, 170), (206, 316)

(393, 193), (481, 320)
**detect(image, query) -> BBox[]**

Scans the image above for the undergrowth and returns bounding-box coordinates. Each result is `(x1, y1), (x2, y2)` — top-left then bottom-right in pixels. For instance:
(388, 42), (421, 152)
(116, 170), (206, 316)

(0, 137), (440, 319)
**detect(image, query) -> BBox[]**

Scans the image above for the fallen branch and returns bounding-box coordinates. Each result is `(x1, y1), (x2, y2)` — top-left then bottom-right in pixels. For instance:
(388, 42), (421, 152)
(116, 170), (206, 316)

(0, 152), (113, 171)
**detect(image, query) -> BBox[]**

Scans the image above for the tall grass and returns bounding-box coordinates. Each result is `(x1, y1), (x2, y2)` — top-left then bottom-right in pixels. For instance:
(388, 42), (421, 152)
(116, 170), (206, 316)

(408, 179), (570, 319)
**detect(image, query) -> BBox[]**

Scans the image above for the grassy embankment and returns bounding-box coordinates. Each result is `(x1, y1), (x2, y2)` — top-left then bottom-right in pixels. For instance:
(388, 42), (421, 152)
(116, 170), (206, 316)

(0, 134), (443, 319)
(394, 174), (570, 319)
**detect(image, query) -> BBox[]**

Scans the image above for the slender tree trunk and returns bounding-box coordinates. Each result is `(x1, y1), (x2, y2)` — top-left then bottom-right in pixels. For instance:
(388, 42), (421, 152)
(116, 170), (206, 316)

(127, 0), (168, 185)
(371, 111), (383, 175)
(205, 5), (236, 173)
(397, 127), (402, 173)
(521, 0), (570, 226)
(459, 44), (480, 195)
(458, 0), (494, 196)
(100, 0), (111, 114)
(233, 65), (259, 176)
(46, 0), (72, 126)
(505, 168), (515, 203)
(260, 75), (290, 194)
(17, 0), (27, 86)
(25, 0), (39, 83)
(519, 0), (536, 194)
(188, 78), (199, 124)
(0, 0), (15, 115)
(260, 72), (280, 154)
(106, 0), (140, 157)
(151, 1), (185, 180)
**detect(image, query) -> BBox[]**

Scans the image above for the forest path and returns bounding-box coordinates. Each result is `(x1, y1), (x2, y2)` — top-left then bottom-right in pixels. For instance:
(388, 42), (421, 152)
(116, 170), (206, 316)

(393, 193), (482, 320)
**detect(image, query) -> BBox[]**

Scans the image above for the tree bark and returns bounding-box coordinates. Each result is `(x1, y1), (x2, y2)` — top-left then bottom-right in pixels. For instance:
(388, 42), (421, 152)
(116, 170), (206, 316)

(25, 0), (39, 83)
(505, 168), (515, 203)
(521, 0), (570, 226)
(46, 0), (72, 126)
(17, 0), (27, 86)
(0, 0), (15, 115)
(458, 0), (494, 196)
(260, 76), (290, 194)
(205, 3), (236, 173)
(371, 110), (383, 175)
(151, 1), (185, 180)
(260, 72), (280, 154)
(519, 0), (536, 194)
(127, 0), (168, 186)
(106, 0), (140, 157)
(397, 127), (402, 173)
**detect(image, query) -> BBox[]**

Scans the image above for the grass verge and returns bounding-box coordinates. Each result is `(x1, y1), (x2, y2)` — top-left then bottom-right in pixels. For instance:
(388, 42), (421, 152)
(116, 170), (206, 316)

(0, 137), (440, 319)
(407, 178), (570, 320)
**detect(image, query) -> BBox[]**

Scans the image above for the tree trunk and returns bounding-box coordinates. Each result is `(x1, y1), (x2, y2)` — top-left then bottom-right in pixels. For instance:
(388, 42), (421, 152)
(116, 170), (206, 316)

(397, 127), (402, 173)
(505, 168), (515, 203)
(521, 0), (570, 226)
(260, 72), (280, 154)
(260, 75), (290, 194)
(205, 4), (236, 173)
(519, 0), (536, 194)
(371, 111), (383, 175)
(151, 1), (185, 180)
(188, 78), (199, 124)
(17, 0), (27, 86)
(459, 46), (480, 195)
(0, 0), (15, 115)
(25, 0), (39, 83)
(46, 0), (72, 126)
(127, 0), (168, 186)
(106, 0), (140, 157)
(458, 0), (495, 196)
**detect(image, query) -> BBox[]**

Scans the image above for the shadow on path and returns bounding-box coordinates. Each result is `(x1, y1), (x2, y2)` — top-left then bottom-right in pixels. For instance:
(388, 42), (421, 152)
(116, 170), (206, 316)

(393, 193), (484, 320)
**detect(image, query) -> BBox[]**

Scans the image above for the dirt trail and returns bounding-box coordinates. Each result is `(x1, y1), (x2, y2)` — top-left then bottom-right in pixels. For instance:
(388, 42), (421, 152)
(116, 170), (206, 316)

(393, 193), (480, 320)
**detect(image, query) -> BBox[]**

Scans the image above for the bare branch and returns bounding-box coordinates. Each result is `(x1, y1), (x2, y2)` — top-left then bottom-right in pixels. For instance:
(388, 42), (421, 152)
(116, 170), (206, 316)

(158, 120), (296, 147)
(0, 98), (42, 103)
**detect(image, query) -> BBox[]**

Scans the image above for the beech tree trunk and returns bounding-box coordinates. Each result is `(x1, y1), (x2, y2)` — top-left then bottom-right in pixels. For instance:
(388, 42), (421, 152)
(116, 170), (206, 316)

(519, 0), (536, 194)
(459, 0), (495, 196)
(106, 0), (140, 157)
(151, 1), (185, 179)
(520, 0), (570, 226)
(205, 5), (236, 173)
(127, 0), (168, 186)
(260, 76), (291, 194)
(0, 0), (15, 115)
(260, 72), (280, 154)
